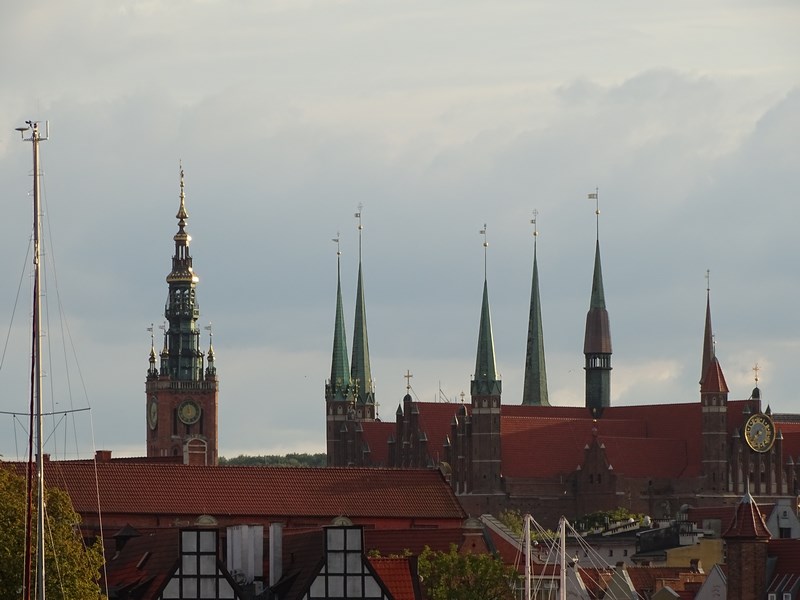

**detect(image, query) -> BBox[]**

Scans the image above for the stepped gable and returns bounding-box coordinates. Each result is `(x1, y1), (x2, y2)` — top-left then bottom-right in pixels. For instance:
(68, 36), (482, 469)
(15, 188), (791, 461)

(722, 491), (771, 539)
(368, 558), (419, 600)
(5, 462), (466, 521)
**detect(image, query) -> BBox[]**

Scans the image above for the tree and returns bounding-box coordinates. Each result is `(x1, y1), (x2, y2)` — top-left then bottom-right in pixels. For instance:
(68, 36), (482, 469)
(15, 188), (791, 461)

(219, 452), (327, 467)
(417, 544), (517, 600)
(0, 468), (105, 599)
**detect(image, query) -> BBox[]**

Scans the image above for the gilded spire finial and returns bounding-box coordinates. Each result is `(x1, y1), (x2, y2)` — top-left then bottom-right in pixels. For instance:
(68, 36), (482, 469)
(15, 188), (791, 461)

(753, 363), (760, 386)
(176, 160), (189, 223)
(404, 369), (413, 392)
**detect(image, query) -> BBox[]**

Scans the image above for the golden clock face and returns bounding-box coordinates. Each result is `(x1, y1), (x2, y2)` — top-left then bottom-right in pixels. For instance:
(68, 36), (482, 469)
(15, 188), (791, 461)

(148, 397), (158, 430)
(744, 413), (775, 453)
(178, 400), (201, 425)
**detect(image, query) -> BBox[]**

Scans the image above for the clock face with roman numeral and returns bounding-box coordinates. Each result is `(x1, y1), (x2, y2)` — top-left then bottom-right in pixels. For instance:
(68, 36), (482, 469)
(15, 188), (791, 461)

(178, 399), (201, 425)
(744, 413), (775, 453)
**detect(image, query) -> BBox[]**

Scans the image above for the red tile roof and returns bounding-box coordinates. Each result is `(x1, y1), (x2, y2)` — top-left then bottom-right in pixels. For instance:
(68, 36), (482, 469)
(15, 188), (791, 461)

(722, 492), (771, 539)
(3, 462), (466, 522)
(103, 528), (179, 598)
(368, 557), (420, 600)
(700, 358), (729, 393)
(361, 421), (395, 465)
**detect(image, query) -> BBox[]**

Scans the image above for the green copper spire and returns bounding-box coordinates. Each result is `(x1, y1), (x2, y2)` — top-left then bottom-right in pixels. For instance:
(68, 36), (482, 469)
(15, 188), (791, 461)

(163, 164), (204, 381)
(522, 214), (549, 405)
(350, 208), (375, 410)
(584, 197), (612, 413)
(700, 272), (714, 386)
(329, 240), (351, 401)
(472, 226), (501, 396)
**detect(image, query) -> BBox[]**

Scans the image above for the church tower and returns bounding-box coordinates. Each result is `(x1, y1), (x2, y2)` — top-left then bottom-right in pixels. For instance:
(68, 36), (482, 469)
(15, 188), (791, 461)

(470, 225), (502, 494)
(522, 212), (549, 406)
(584, 193), (612, 416)
(350, 209), (375, 420)
(699, 283), (729, 490)
(325, 237), (355, 466)
(146, 166), (219, 465)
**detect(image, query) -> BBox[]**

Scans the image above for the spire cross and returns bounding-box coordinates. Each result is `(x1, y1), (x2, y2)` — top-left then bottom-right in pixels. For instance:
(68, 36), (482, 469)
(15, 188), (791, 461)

(531, 209), (539, 250)
(460, 390), (465, 403)
(753, 363), (760, 386)
(355, 204), (363, 261)
(588, 188), (599, 240)
(404, 370), (413, 391)
(480, 224), (488, 279)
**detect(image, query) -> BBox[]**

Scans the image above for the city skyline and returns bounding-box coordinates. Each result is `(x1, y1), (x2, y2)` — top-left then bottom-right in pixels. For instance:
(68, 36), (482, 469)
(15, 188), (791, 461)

(0, 0), (798, 459)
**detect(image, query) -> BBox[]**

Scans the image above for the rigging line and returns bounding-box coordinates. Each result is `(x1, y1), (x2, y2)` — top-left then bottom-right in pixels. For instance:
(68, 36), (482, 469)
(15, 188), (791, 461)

(42, 179), (84, 457)
(0, 236), (32, 372)
(89, 410), (111, 598)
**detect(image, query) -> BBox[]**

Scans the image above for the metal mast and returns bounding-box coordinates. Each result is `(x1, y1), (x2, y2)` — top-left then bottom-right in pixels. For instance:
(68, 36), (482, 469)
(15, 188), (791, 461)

(17, 120), (49, 600)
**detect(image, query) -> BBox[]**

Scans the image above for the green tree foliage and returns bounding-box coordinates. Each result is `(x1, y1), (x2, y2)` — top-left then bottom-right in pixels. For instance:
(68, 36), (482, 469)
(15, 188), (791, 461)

(575, 507), (645, 531)
(219, 452), (327, 467)
(497, 509), (556, 541)
(417, 544), (517, 600)
(0, 468), (105, 599)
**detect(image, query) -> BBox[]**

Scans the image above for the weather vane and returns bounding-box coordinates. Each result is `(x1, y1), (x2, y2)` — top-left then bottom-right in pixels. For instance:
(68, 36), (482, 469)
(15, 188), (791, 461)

(355, 204), (363, 261)
(588, 188), (599, 239)
(332, 232), (341, 257)
(480, 224), (488, 278)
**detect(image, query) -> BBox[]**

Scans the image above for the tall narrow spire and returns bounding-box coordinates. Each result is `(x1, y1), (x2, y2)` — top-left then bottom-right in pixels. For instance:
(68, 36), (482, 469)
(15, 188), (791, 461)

(163, 163), (204, 381)
(472, 225), (501, 396)
(584, 191), (612, 413)
(523, 211), (549, 406)
(700, 270), (714, 386)
(350, 207), (375, 414)
(329, 236), (351, 401)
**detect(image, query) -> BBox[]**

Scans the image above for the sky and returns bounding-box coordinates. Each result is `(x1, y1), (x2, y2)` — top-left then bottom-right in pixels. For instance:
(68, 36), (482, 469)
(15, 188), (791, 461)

(0, 0), (798, 460)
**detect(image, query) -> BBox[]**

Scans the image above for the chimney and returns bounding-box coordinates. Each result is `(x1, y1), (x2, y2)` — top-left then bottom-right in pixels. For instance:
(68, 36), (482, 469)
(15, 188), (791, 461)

(270, 522), (284, 587)
(95, 450), (112, 462)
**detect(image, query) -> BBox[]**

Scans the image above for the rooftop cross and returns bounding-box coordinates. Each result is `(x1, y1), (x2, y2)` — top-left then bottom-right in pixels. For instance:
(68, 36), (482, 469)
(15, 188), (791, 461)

(404, 369), (413, 391)
(588, 188), (600, 240)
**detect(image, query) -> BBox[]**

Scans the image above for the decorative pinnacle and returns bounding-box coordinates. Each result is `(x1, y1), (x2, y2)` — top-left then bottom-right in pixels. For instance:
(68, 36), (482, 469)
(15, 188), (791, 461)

(404, 369), (413, 392)
(159, 321), (167, 352)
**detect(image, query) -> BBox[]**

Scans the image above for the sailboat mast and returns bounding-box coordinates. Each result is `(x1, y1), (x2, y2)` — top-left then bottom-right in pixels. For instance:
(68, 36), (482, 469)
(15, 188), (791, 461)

(524, 514), (531, 600)
(559, 517), (566, 600)
(18, 120), (48, 600)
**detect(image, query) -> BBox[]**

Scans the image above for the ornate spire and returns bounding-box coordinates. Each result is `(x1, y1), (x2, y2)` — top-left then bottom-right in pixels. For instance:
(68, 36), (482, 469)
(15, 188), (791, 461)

(329, 236), (351, 401)
(522, 211), (549, 406)
(472, 225), (501, 396)
(147, 323), (158, 378)
(584, 191), (612, 413)
(700, 271), (714, 386)
(205, 323), (216, 379)
(350, 207), (374, 408)
(162, 164), (204, 381)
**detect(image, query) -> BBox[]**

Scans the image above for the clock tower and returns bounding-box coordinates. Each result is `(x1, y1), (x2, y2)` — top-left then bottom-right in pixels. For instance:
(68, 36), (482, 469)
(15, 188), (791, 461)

(146, 166), (219, 465)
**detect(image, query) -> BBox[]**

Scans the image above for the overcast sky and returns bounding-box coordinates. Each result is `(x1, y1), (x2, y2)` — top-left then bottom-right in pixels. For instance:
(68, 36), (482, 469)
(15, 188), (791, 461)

(1, 1), (798, 460)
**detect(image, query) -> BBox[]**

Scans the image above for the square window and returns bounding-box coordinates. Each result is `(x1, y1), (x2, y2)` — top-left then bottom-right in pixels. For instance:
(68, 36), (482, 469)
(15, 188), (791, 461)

(183, 578), (197, 597)
(182, 555), (197, 575)
(347, 575), (363, 596)
(328, 529), (344, 551)
(347, 552), (362, 573)
(328, 551), (344, 573)
(200, 531), (216, 552)
(347, 528), (361, 551)
(200, 578), (217, 597)
(200, 554), (216, 575)
(329, 576), (344, 596)
(182, 531), (197, 553)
